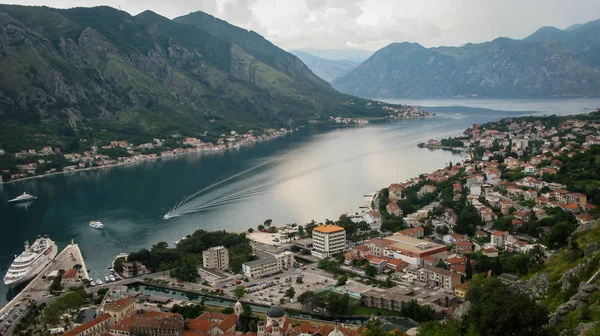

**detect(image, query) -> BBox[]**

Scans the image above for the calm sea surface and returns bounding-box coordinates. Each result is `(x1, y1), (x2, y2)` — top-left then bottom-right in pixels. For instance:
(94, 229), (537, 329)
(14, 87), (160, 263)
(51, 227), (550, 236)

(1, 97), (599, 305)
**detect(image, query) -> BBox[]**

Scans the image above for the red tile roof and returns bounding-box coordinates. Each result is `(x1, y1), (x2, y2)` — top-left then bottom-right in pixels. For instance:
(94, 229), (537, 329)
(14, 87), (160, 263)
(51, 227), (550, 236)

(104, 298), (135, 311)
(62, 269), (78, 279)
(215, 314), (237, 332)
(65, 314), (111, 336)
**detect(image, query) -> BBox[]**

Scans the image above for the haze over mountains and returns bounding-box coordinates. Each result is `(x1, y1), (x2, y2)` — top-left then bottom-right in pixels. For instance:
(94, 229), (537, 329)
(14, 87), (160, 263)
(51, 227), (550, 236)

(290, 51), (359, 82)
(0, 5), (392, 149)
(332, 19), (600, 99)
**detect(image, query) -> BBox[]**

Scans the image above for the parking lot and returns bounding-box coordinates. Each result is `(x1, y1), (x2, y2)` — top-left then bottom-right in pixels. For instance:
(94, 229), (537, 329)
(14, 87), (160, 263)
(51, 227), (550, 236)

(0, 300), (33, 334)
(224, 260), (377, 310)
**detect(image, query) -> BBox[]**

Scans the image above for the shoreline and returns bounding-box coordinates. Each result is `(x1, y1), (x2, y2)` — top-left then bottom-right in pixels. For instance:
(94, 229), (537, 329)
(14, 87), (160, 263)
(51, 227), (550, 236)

(0, 132), (292, 186)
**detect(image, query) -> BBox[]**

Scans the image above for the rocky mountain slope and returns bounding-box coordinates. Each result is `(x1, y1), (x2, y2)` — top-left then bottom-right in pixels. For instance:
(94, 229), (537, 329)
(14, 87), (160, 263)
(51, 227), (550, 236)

(332, 19), (600, 98)
(290, 50), (358, 82)
(0, 5), (391, 150)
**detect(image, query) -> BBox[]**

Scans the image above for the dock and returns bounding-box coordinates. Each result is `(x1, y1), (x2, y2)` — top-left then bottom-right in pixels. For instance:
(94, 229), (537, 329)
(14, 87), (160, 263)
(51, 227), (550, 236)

(0, 241), (89, 315)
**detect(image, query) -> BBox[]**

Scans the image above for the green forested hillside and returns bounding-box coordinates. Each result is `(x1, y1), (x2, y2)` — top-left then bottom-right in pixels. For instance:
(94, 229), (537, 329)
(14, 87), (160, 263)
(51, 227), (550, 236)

(0, 5), (393, 151)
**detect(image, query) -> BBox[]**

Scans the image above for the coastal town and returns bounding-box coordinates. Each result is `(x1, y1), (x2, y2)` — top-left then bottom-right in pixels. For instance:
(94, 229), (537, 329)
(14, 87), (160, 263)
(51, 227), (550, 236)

(0, 106), (434, 184)
(2, 111), (600, 336)
(0, 128), (292, 183)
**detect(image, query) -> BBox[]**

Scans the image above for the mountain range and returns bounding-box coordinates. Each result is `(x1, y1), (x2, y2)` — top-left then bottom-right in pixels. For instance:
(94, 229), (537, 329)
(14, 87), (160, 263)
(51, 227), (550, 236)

(290, 51), (358, 82)
(332, 19), (600, 98)
(0, 5), (392, 150)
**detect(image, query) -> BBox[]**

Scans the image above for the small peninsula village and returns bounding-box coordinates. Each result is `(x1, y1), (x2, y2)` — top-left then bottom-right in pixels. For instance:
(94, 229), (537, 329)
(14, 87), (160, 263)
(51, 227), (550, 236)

(2, 109), (600, 336)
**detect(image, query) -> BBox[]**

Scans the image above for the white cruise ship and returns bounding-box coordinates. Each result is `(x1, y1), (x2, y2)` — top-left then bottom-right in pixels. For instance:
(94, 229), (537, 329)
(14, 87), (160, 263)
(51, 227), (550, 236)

(7, 192), (36, 203)
(4, 235), (57, 287)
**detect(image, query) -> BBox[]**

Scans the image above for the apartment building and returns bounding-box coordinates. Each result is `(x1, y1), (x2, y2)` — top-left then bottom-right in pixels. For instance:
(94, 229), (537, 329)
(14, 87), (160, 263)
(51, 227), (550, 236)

(242, 251), (294, 278)
(311, 225), (346, 258)
(202, 246), (229, 270)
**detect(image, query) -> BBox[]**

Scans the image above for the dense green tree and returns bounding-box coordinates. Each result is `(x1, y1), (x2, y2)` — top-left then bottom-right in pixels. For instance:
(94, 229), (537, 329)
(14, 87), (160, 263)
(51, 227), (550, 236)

(327, 293), (350, 315)
(465, 257), (473, 280)
(337, 275), (348, 286)
(285, 287), (296, 300)
(465, 278), (548, 336)
(234, 286), (246, 299)
(364, 264), (378, 277)
(170, 303), (205, 318)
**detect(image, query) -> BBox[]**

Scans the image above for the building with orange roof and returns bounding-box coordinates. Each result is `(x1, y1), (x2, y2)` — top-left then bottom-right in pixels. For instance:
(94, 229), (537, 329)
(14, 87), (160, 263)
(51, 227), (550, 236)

(454, 281), (470, 300)
(366, 255), (387, 274)
(109, 311), (184, 336)
(397, 227), (424, 238)
(61, 269), (82, 288)
(483, 248), (498, 257)
(64, 313), (112, 336)
(103, 297), (135, 320)
(491, 230), (508, 248)
(382, 257), (407, 272)
(383, 234), (448, 266)
(312, 225), (346, 258)
(455, 241), (473, 254)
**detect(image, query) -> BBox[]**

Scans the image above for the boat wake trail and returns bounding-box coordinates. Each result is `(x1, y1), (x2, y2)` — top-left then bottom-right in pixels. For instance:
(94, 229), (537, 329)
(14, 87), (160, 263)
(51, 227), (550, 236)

(163, 130), (464, 219)
(163, 145), (302, 219)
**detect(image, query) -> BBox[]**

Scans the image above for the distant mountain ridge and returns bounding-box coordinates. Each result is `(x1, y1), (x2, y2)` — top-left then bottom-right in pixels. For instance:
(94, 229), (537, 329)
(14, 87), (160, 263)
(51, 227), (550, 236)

(332, 19), (600, 98)
(0, 5), (395, 150)
(290, 51), (358, 82)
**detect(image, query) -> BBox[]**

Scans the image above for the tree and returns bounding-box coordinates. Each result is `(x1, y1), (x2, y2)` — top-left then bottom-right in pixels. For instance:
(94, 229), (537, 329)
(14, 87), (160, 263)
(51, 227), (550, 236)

(365, 264), (378, 277)
(296, 277), (303, 284)
(297, 225), (305, 237)
(327, 293), (350, 315)
(436, 225), (449, 235)
(545, 221), (577, 249)
(234, 286), (245, 299)
(285, 287), (296, 300)
(247, 228), (254, 233)
(264, 219), (273, 227)
(257, 224), (265, 231)
(337, 275), (348, 286)
(465, 278), (548, 336)
(436, 260), (449, 270)
(385, 275), (394, 288)
(465, 257), (473, 280)
(298, 290), (315, 305)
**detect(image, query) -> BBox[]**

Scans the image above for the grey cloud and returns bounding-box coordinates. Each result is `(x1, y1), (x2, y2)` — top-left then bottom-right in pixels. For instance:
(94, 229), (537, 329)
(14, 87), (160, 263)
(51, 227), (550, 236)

(4, 0), (600, 51)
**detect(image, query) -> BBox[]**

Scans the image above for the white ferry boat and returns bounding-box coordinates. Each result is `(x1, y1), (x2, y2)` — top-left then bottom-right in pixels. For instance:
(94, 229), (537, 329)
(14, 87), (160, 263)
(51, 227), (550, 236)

(7, 192), (37, 203)
(3, 235), (57, 287)
(89, 221), (104, 229)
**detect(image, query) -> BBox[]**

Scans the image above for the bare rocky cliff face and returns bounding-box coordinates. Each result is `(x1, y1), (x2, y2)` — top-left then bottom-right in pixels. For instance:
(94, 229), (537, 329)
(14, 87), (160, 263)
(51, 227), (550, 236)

(332, 20), (600, 98)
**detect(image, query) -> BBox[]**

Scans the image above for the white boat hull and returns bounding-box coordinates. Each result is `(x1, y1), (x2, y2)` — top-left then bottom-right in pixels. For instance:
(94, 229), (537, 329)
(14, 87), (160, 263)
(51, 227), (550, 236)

(4, 241), (58, 287)
(7, 197), (36, 204)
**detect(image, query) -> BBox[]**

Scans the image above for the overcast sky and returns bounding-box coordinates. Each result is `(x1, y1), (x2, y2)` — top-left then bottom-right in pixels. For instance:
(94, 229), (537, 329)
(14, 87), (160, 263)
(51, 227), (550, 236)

(5, 0), (600, 51)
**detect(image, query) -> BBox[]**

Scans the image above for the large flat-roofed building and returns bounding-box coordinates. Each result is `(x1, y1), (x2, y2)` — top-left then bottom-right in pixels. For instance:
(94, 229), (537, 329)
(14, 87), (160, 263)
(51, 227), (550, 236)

(383, 234), (448, 266)
(362, 287), (415, 311)
(311, 225), (346, 258)
(202, 246), (229, 270)
(242, 251), (294, 278)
